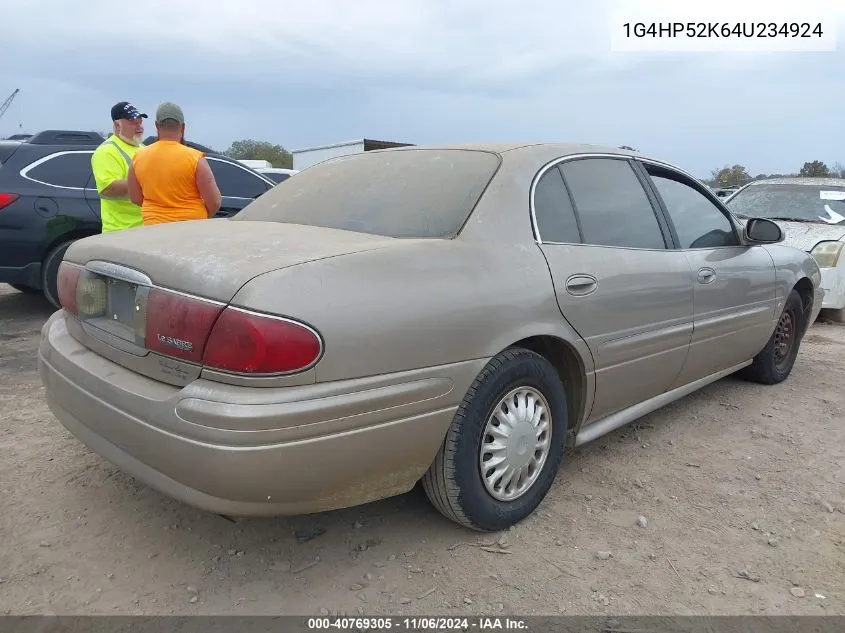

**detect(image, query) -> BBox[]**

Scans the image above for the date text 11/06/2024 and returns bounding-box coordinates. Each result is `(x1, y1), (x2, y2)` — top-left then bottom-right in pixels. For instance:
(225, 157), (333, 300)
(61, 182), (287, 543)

(306, 616), (528, 631)
(622, 22), (824, 38)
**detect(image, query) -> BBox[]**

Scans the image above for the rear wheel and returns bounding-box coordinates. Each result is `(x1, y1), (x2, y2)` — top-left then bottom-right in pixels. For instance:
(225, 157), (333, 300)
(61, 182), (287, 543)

(740, 289), (805, 384)
(421, 348), (568, 532)
(41, 240), (74, 309)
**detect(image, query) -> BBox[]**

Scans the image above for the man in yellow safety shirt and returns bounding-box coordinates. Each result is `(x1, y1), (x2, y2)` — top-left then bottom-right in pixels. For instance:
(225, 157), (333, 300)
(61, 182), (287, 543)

(90, 101), (148, 232)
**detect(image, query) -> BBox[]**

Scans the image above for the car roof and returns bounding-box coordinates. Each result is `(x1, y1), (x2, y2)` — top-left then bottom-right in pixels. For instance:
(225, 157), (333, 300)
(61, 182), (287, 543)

(371, 141), (640, 158)
(355, 141), (700, 183)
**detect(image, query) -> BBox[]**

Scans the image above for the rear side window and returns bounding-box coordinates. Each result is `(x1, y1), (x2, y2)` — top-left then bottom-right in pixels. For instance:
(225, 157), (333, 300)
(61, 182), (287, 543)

(234, 148), (502, 238)
(23, 152), (93, 188)
(207, 159), (272, 198)
(533, 165), (581, 243)
(560, 158), (666, 250)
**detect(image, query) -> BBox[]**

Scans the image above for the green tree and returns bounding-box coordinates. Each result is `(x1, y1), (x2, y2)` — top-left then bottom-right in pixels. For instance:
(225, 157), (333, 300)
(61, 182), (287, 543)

(799, 160), (830, 177)
(224, 139), (293, 168)
(711, 164), (751, 187)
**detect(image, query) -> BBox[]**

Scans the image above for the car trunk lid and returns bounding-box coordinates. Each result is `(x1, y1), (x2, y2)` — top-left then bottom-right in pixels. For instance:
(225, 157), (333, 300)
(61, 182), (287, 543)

(64, 219), (398, 301)
(59, 219), (397, 386)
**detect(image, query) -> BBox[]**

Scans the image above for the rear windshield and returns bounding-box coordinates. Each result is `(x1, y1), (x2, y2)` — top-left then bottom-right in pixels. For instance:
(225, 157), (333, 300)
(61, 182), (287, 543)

(234, 148), (501, 238)
(0, 142), (21, 165)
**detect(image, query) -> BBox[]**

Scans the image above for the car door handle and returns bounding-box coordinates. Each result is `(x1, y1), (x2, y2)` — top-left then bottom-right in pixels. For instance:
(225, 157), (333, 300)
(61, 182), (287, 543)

(697, 267), (716, 284)
(565, 274), (598, 296)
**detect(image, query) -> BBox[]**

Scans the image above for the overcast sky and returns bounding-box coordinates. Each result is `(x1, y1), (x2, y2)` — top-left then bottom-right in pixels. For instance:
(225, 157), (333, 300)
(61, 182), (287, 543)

(1, 0), (843, 177)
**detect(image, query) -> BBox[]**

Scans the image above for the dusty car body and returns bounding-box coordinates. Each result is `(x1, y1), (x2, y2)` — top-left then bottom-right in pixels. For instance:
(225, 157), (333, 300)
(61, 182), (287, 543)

(726, 177), (845, 321)
(37, 142), (823, 532)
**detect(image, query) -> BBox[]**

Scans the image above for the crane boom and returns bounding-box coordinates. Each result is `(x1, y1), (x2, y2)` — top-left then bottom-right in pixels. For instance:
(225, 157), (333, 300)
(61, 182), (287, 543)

(0, 89), (20, 121)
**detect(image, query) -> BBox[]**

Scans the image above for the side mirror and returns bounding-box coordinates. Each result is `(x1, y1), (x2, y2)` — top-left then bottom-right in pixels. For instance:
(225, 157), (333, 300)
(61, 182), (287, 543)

(745, 217), (783, 244)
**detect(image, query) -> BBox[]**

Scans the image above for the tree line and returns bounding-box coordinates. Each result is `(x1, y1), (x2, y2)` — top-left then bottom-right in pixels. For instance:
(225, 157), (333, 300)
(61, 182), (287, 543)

(223, 139), (293, 168)
(707, 160), (845, 188)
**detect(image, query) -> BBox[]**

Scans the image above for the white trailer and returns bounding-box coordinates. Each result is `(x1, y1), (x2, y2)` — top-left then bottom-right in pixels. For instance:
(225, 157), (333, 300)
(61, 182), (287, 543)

(238, 159), (273, 169)
(291, 138), (413, 171)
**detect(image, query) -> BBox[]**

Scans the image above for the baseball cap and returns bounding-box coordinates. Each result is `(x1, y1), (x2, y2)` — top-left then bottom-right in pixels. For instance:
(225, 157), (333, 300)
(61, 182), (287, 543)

(111, 101), (148, 121)
(155, 102), (185, 124)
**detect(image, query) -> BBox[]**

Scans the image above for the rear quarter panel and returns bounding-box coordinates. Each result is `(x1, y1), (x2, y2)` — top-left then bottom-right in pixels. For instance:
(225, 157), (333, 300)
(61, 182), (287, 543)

(227, 239), (592, 384)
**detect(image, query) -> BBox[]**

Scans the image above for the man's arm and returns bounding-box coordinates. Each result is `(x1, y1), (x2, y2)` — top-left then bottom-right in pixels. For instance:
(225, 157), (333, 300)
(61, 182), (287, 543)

(101, 179), (129, 199)
(195, 157), (222, 217)
(127, 163), (143, 206)
(91, 147), (129, 199)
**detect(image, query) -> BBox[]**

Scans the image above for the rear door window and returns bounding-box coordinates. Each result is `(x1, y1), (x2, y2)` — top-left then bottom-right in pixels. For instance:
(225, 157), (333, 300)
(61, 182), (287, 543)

(559, 157), (667, 250)
(24, 152), (94, 188)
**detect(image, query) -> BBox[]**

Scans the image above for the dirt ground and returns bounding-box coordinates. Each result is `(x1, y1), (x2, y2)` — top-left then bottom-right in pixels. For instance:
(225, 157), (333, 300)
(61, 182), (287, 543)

(1, 283), (843, 617)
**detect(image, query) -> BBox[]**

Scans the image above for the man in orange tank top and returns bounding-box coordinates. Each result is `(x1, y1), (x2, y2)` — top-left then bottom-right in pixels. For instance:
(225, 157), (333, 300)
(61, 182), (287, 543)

(128, 102), (221, 225)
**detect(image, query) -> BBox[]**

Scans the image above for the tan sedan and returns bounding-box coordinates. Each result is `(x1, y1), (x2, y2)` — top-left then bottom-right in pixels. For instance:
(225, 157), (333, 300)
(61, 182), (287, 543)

(37, 142), (823, 532)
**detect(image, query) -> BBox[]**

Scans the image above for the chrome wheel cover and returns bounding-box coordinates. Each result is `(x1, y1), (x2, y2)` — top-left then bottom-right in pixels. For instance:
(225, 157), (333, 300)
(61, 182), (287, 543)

(478, 387), (552, 502)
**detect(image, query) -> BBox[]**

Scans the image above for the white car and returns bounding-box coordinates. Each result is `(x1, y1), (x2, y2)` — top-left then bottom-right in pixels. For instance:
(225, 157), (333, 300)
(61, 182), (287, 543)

(256, 167), (299, 184)
(726, 177), (845, 321)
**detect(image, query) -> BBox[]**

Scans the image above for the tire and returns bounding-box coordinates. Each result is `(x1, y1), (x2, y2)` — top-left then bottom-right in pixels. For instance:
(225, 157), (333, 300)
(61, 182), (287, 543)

(740, 289), (806, 385)
(421, 348), (568, 532)
(9, 283), (40, 294)
(41, 240), (75, 309)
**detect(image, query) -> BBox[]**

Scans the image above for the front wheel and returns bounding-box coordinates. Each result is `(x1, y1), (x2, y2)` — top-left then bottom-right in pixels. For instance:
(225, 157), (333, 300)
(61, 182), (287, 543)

(740, 289), (806, 385)
(421, 348), (568, 532)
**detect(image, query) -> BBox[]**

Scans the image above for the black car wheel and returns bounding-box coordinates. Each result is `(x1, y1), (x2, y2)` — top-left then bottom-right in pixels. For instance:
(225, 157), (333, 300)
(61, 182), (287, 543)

(740, 289), (805, 385)
(41, 240), (74, 309)
(421, 347), (568, 532)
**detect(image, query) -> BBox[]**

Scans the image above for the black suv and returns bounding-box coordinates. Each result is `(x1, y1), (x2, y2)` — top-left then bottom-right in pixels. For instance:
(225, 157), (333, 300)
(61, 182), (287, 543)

(0, 130), (276, 307)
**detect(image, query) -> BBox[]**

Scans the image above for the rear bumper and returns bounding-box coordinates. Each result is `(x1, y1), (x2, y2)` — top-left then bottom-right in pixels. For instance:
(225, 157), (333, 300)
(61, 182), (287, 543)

(0, 263), (41, 288)
(38, 312), (478, 516)
(819, 267), (844, 311)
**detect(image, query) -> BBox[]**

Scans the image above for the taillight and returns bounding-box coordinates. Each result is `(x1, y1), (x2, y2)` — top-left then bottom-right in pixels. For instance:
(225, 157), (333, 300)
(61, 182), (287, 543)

(144, 288), (224, 364)
(202, 307), (323, 374)
(59, 271), (322, 376)
(0, 193), (18, 210)
(56, 262), (81, 315)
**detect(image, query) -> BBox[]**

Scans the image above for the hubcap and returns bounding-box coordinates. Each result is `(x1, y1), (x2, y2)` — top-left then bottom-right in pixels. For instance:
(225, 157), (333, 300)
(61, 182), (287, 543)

(773, 310), (795, 368)
(479, 387), (552, 502)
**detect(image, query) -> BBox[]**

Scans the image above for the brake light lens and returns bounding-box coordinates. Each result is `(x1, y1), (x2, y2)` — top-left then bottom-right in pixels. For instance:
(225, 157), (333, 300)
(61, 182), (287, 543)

(202, 307), (323, 374)
(0, 193), (18, 210)
(144, 288), (224, 364)
(56, 262), (81, 315)
(56, 269), (322, 376)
